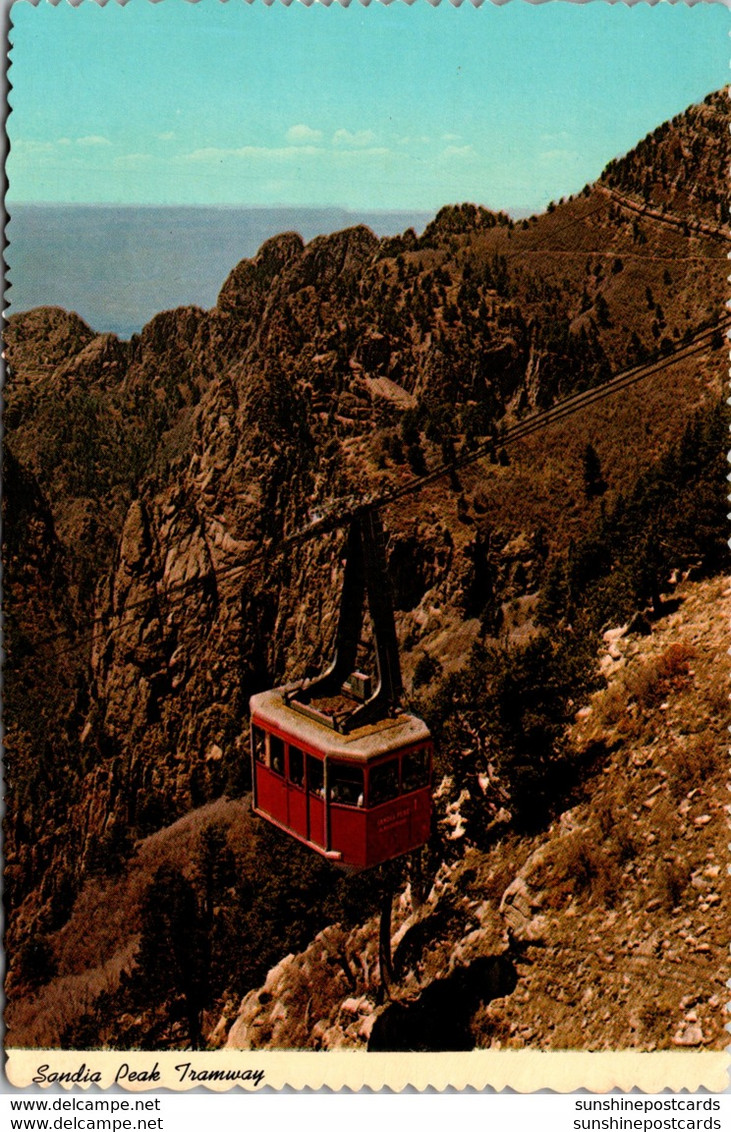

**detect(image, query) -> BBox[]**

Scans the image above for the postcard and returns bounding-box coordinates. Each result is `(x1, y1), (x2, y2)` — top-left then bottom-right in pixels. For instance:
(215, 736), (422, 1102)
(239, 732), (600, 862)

(4, 0), (729, 1093)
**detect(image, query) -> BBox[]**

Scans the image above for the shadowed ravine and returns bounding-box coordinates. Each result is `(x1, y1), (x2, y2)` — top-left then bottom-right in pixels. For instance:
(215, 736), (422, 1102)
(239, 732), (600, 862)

(368, 955), (519, 1051)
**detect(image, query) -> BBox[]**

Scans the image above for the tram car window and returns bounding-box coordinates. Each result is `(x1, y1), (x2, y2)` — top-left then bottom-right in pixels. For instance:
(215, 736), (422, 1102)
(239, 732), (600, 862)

(269, 734), (285, 777)
(403, 748), (431, 792)
(330, 762), (364, 807)
(252, 725), (267, 765)
(369, 761), (400, 807)
(288, 745), (305, 788)
(307, 753), (324, 796)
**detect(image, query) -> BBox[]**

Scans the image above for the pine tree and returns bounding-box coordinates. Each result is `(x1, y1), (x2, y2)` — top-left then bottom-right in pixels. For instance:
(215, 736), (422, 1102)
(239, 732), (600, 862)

(129, 865), (208, 1048)
(583, 442), (607, 499)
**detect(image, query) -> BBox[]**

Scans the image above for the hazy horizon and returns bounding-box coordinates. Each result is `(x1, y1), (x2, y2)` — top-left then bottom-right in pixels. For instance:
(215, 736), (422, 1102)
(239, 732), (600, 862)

(6, 201), (438, 216)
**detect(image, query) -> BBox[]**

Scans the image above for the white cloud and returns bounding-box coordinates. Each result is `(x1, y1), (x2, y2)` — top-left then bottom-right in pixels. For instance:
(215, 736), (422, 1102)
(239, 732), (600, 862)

(286, 124), (323, 145)
(12, 138), (56, 155)
(76, 135), (112, 147)
(333, 128), (377, 148)
(157, 131), (176, 142)
(113, 152), (155, 169)
(179, 144), (323, 164)
(11, 135), (114, 161)
(332, 146), (391, 160)
(540, 130), (573, 145)
(9, 138), (58, 167)
(539, 148), (580, 166)
(442, 144), (476, 159)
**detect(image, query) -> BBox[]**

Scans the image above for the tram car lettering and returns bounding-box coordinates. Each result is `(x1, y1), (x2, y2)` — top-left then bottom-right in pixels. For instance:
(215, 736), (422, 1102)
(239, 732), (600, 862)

(376, 807), (411, 831)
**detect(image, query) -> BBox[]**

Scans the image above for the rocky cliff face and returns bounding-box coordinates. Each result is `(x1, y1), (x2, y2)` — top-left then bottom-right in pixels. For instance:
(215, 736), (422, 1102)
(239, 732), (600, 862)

(3, 90), (728, 1021)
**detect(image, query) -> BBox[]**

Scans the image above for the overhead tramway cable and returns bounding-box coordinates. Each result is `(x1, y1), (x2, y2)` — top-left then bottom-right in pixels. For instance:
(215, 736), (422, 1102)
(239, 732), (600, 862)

(288, 319), (730, 530)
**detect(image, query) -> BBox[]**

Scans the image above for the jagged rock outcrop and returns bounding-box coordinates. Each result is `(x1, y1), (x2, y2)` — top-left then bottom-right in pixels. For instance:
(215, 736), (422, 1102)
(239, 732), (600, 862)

(4, 306), (96, 385)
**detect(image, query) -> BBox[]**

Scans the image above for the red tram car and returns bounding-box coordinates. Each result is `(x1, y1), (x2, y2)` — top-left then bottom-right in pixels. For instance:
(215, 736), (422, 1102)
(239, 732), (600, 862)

(250, 687), (432, 869)
(249, 510), (433, 870)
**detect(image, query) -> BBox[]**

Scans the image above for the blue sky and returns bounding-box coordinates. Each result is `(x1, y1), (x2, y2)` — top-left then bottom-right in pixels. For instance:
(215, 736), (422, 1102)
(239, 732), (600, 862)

(8, 0), (729, 213)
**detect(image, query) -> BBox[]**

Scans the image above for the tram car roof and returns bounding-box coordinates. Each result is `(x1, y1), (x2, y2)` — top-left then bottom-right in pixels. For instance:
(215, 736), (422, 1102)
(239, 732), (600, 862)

(250, 688), (431, 761)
